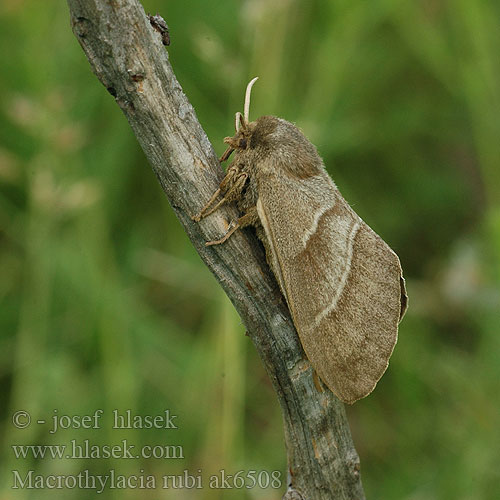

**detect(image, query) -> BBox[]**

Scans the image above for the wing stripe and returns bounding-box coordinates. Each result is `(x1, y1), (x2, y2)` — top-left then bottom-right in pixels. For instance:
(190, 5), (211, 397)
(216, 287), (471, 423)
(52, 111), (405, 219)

(301, 200), (336, 248)
(311, 220), (361, 329)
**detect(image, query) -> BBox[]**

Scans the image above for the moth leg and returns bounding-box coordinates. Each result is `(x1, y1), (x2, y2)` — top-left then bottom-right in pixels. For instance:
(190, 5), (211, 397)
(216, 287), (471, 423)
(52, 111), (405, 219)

(219, 146), (234, 162)
(192, 165), (242, 222)
(205, 206), (258, 246)
(236, 206), (259, 228)
(194, 170), (248, 221)
(192, 187), (221, 222)
(199, 172), (248, 220)
(211, 171), (248, 208)
(205, 220), (240, 246)
(219, 167), (247, 197)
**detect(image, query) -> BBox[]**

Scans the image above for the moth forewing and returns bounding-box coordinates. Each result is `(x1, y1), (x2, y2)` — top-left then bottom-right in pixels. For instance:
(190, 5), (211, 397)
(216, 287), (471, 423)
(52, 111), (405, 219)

(255, 163), (404, 404)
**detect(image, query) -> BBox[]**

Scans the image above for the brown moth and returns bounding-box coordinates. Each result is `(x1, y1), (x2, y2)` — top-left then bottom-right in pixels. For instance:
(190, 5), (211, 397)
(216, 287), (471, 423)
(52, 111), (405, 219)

(193, 78), (408, 404)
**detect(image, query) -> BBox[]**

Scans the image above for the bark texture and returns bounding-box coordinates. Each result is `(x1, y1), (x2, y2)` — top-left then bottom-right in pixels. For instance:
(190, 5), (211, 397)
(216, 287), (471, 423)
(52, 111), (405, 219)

(66, 1), (366, 498)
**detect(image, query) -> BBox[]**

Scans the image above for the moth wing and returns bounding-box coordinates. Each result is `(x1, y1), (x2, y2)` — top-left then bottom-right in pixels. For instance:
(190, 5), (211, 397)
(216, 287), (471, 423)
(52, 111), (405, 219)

(256, 169), (406, 404)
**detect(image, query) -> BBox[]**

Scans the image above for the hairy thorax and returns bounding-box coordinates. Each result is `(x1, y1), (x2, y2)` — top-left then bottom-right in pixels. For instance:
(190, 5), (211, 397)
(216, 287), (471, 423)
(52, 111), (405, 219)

(227, 115), (324, 218)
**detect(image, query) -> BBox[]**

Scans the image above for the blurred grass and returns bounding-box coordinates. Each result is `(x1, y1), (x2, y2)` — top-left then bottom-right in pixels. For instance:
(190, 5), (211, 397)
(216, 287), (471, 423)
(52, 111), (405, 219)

(0, 0), (499, 499)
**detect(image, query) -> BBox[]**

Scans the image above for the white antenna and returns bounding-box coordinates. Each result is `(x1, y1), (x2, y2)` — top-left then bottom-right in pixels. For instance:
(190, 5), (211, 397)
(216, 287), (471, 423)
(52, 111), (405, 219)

(244, 77), (259, 124)
(235, 111), (243, 132)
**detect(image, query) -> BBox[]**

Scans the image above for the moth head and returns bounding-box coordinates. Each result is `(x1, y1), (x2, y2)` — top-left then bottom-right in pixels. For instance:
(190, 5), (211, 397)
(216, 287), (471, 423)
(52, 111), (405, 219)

(220, 78), (321, 177)
(220, 77), (259, 160)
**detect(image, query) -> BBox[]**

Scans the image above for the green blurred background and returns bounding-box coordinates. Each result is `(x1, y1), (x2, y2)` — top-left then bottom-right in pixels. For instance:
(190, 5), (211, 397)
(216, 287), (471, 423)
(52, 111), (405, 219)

(1, 0), (499, 498)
